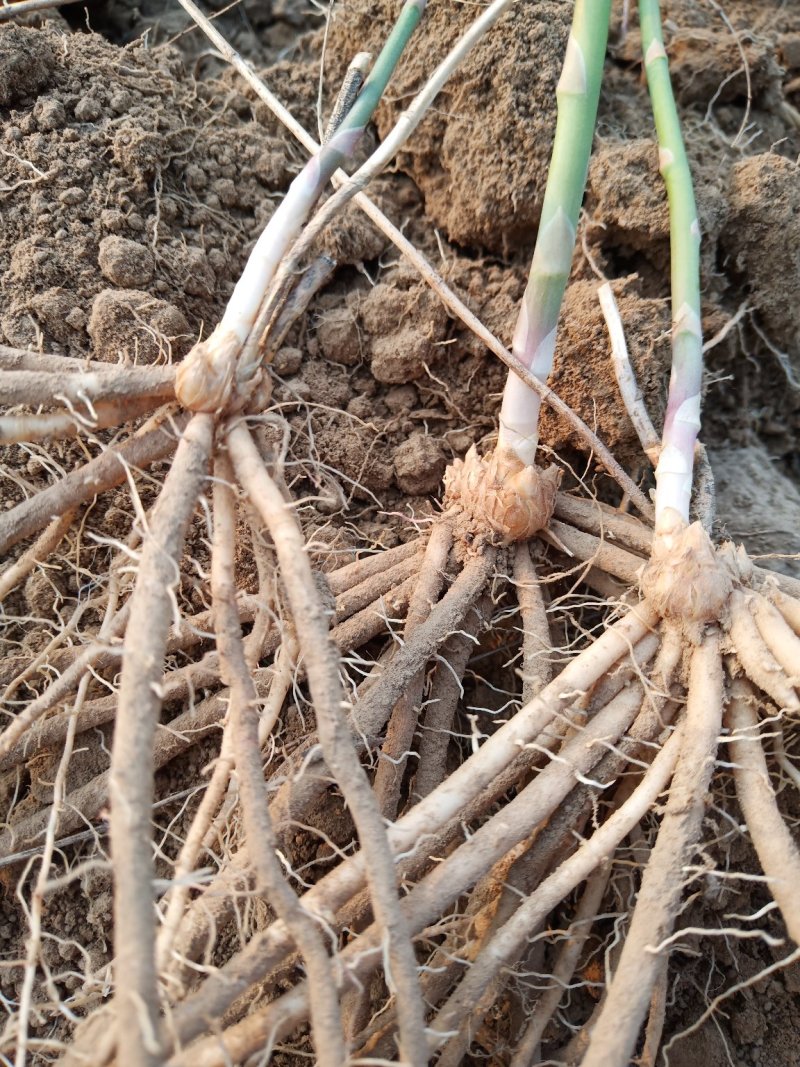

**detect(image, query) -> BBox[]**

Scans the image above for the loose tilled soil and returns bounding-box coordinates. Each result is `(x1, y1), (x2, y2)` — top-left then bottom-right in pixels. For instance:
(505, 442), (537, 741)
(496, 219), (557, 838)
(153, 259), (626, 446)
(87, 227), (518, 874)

(1, 0), (799, 1064)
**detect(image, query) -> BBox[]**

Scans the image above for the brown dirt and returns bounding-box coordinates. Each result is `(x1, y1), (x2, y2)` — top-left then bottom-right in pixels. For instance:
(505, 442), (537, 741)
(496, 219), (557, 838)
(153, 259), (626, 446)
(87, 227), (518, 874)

(0, 20), (288, 361)
(2, 1), (800, 1064)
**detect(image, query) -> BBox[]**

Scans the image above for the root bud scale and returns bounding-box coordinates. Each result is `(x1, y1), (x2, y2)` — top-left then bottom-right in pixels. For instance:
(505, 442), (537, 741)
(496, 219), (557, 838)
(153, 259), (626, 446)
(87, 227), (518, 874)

(444, 445), (560, 545)
(640, 509), (733, 629)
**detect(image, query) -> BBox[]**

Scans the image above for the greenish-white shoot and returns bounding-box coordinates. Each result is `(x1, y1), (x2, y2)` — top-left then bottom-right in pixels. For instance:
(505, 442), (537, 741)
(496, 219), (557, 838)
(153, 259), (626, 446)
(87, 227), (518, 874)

(640, 0), (702, 533)
(176, 0), (426, 412)
(498, 0), (612, 468)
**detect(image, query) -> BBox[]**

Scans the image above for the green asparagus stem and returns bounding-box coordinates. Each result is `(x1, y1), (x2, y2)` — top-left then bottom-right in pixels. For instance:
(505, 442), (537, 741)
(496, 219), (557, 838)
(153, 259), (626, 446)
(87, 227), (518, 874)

(226, 0), (425, 343)
(498, 0), (612, 467)
(640, 0), (703, 530)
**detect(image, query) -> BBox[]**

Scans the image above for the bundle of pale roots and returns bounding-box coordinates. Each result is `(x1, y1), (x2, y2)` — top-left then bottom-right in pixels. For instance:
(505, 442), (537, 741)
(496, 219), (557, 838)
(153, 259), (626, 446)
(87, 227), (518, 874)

(2, 17), (800, 1067)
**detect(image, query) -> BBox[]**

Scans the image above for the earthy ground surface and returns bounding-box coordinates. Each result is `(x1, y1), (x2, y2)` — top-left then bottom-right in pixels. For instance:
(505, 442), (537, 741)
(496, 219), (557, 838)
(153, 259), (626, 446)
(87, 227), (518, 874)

(1, 0), (800, 1064)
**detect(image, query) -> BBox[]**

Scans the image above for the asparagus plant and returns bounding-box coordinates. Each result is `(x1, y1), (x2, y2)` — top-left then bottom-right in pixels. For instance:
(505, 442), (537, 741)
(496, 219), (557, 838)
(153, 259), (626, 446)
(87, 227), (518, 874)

(174, 0), (426, 415)
(3, 4), (642, 1063)
(158, 4), (800, 1062)
(445, 0), (611, 542)
(3, 0), (800, 1064)
(413, 4), (800, 1062)
(405, 4), (800, 1061)
(577, 5), (800, 1061)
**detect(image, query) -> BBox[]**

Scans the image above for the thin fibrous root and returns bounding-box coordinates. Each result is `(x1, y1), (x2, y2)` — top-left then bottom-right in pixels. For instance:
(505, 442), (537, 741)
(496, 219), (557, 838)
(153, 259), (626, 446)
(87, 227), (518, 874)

(373, 519), (453, 819)
(0, 509), (75, 603)
(0, 550), (418, 778)
(166, 680), (651, 1067)
(581, 629), (724, 1067)
(432, 629), (681, 1062)
(0, 408), (186, 555)
(509, 864), (612, 1066)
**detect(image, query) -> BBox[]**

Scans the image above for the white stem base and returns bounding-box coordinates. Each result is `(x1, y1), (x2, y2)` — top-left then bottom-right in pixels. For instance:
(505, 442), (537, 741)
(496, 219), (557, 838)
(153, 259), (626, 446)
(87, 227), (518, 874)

(498, 372), (542, 468)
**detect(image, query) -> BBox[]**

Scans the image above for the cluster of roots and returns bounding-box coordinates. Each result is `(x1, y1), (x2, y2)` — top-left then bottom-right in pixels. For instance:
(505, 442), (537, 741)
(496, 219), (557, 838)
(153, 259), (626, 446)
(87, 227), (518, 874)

(2, 342), (800, 1067)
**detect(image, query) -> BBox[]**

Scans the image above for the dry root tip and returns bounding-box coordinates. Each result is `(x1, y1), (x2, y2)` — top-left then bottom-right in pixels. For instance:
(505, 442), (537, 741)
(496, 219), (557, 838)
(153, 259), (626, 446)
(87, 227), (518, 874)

(640, 509), (733, 626)
(175, 330), (239, 413)
(443, 445), (560, 544)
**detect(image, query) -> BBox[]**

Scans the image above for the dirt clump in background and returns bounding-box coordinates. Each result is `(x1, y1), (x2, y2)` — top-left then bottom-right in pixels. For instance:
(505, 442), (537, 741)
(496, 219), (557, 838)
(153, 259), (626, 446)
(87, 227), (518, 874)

(0, 20), (288, 361)
(326, 0), (572, 253)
